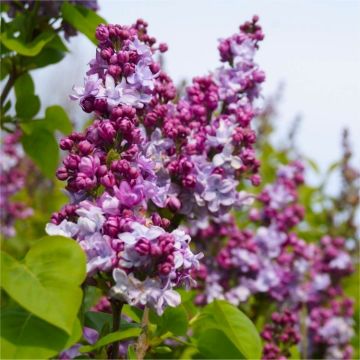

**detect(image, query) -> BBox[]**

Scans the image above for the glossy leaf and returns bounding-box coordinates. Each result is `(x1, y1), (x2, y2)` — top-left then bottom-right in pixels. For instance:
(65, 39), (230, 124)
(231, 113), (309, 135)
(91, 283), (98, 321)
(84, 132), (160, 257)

(15, 94), (40, 118)
(1, 236), (86, 334)
(61, 3), (106, 44)
(194, 300), (262, 360)
(197, 328), (244, 359)
(0, 306), (81, 359)
(150, 305), (188, 336)
(14, 73), (35, 98)
(45, 105), (73, 134)
(21, 127), (59, 177)
(0, 30), (54, 56)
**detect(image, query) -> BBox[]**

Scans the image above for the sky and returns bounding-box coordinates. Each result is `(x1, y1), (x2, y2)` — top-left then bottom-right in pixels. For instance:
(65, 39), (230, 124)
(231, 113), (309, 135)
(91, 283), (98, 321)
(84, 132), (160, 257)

(34, 0), (360, 184)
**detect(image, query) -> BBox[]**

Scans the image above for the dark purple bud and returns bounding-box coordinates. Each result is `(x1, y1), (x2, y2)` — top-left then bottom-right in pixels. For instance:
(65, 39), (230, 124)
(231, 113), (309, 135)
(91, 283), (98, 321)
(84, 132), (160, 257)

(159, 43), (168, 53)
(182, 174), (196, 188)
(94, 98), (108, 113)
(80, 96), (95, 113)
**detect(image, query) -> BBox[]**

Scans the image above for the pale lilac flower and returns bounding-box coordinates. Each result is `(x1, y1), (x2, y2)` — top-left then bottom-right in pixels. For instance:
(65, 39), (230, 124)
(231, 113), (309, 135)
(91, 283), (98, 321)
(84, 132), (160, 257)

(70, 74), (103, 101)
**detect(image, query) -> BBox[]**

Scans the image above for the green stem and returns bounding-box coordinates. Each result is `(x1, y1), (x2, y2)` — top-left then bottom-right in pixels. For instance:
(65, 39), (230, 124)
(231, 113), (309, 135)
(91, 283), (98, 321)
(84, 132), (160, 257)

(108, 299), (124, 360)
(135, 307), (150, 360)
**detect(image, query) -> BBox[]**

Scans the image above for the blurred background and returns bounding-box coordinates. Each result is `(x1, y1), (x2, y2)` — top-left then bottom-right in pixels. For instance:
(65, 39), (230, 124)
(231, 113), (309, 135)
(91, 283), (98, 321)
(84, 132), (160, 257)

(33, 0), (360, 181)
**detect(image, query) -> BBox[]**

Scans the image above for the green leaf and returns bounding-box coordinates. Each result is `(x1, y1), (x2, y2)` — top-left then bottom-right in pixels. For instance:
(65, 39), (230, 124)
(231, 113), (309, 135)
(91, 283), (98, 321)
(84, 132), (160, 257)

(15, 94), (40, 118)
(122, 305), (142, 323)
(0, 30), (54, 56)
(45, 105), (73, 134)
(127, 344), (136, 360)
(14, 72), (35, 98)
(0, 236), (86, 334)
(84, 311), (112, 333)
(150, 305), (188, 336)
(79, 328), (141, 353)
(197, 329), (244, 359)
(23, 48), (65, 70)
(0, 306), (81, 359)
(21, 127), (59, 177)
(194, 300), (262, 360)
(61, 3), (106, 44)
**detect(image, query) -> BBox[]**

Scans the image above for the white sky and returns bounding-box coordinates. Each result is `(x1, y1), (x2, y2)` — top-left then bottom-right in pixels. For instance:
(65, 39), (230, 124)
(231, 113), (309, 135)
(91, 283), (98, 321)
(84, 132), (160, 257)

(34, 0), (360, 180)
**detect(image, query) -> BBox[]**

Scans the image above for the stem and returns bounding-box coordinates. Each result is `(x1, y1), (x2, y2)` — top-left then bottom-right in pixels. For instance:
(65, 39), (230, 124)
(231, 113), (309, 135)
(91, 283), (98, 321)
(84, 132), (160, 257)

(135, 307), (150, 360)
(108, 299), (124, 360)
(0, 70), (17, 109)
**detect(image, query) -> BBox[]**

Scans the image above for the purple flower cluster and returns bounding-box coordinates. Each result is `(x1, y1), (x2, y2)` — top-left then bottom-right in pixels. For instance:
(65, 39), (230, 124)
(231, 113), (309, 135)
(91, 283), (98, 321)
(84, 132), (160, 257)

(0, 131), (33, 238)
(307, 298), (354, 360)
(193, 162), (310, 306)
(47, 18), (267, 314)
(261, 309), (300, 360)
(305, 235), (355, 359)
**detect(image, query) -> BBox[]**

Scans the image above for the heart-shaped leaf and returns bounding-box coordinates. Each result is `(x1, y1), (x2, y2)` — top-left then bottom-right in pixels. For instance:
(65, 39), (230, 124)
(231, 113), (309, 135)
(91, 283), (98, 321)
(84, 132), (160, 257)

(193, 300), (262, 360)
(1, 236), (86, 334)
(0, 306), (81, 359)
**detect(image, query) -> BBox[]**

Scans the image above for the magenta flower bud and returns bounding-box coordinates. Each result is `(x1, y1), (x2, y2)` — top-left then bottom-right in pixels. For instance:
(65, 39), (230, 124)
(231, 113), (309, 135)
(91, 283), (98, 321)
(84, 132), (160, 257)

(56, 167), (69, 181)
(96, 165), (107, 177)
(117, 51), (129, 64)
(135, 238), (151, 255)
(159, 43), (168, 53)
(109, 54), (118, 65)
(250, 174), (261, 186)
(111, 159), (130, 174)
(98, 121), (116, 141)
(78, 140), (93, 155)
(110, 106), (123, 120)
(118, 119), (134, 135)
(94, 98), (108, 113)
(123, 63), (135, 77)
(100, 47), (113, 60)
(103, 217), (120, 237)
(128, 167), (139, 179)
(149, 62), (160, 74)
(165, 196), (181, 213)
(150, 244), (161, 256)
(182, 174), (196, 188)
(151, 213), (162, 226)
(63, 154), (80, 170)
(161, 218), (170, 229)
(69, 132), (85, 142)
(59, 138), (74, 151)
(253, 70), (266, 83)
(101, 173), (116, 188)
(75, 173), (96, 190)
(179, 159), (194, 174)
(158, 262), (172, 275)
(118, 29), (130, 40)
(95, 24), (109, 42)
(108, 65), (122, 78)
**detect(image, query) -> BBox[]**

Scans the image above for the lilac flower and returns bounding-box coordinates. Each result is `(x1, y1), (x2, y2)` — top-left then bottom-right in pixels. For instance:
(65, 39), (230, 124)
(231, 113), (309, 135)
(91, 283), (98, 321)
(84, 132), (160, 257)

(201, 174), (237, 213)
(70, 74), (103, 101)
